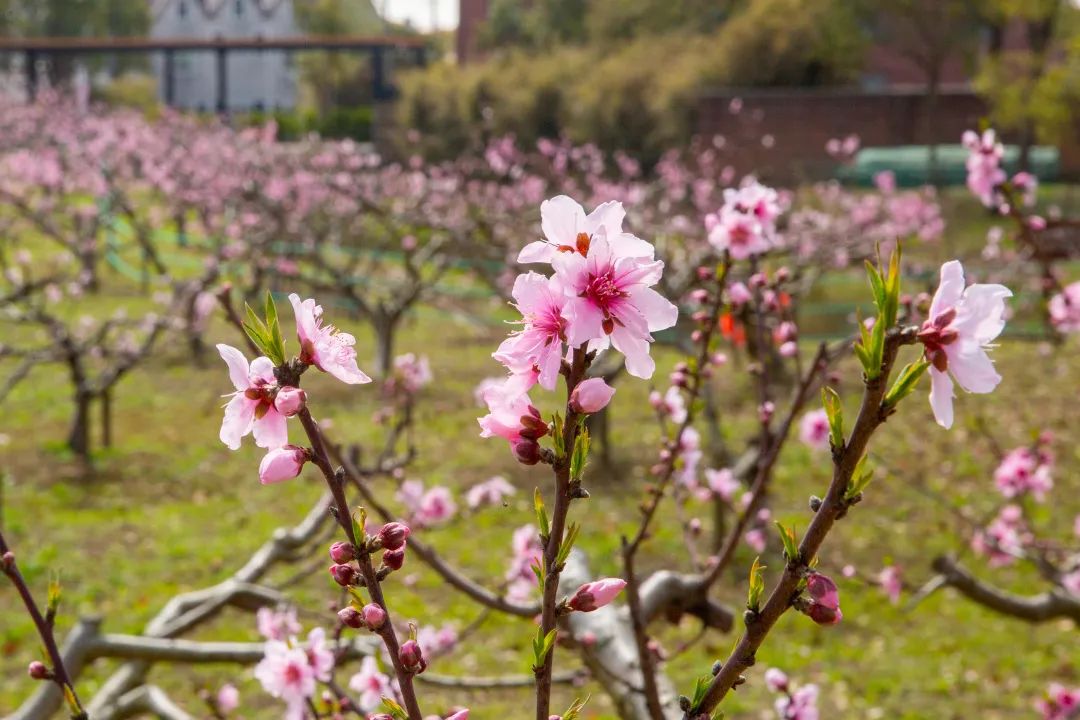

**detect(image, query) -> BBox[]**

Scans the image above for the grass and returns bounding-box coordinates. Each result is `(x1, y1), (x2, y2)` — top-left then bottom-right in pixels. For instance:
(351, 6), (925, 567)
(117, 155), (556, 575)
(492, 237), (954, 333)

(1, 187), (1078, 719)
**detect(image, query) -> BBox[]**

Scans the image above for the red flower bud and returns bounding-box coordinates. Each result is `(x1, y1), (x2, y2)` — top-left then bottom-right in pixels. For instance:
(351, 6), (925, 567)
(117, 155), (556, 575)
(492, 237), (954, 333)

(382, 547), (406, 571)
(362, 603), (387, 630)
(338, 607), (364, 629)
(329, 563), (358, 587)
(28, 661), (50, 680)
(512, 438), (541, 465)
(399, 639), (426, 673)
(378, 522), (411, 551)
(805, 601), (843, 626)
(329, 541), (355, 564)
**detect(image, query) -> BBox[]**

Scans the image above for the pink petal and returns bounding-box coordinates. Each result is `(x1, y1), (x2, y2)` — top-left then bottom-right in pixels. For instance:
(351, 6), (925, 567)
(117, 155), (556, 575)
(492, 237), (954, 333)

(253, 407), (289, 449)
(220, 394), (256, 450)
(217, 344), (250, 391)
(541, 195), (586, 246)
(929, 367), (955, 429)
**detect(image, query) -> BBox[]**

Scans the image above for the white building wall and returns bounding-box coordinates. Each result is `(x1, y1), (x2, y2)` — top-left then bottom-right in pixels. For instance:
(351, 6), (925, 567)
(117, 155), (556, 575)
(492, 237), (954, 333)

(151, 0), (298, 111)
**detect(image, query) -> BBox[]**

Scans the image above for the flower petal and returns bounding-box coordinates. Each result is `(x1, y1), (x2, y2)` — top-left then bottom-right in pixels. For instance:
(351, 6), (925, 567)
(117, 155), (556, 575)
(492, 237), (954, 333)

(217, 344), (250, 391)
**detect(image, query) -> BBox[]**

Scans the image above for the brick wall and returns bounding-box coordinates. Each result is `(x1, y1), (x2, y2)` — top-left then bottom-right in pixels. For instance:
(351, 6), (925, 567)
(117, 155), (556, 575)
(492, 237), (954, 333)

(696, 86), (992, 182)
(456, 0), (489, 64)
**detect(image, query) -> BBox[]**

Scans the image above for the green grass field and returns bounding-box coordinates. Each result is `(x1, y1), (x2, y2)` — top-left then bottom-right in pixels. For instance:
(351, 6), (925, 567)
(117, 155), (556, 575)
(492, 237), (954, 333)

(2, 188), (1078, 719)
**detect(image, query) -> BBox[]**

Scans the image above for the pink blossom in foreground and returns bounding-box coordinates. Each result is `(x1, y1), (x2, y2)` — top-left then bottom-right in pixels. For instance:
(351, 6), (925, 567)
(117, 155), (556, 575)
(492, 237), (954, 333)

(1048, 282), (1080, 333)
(347, 657), (394, 713)
(994, 445), (1053, 501)
(477, 380), (548, 462)
(254, 641), (316, 720)
(518, 196), (653, 265)
(259, 445), (309, 484)
(554, 230), (678, 379)
(493, 272), (568, 390)
(1036, 683), (1080, 720)
(256, 606), (301, 641)
(570, 377), (616, 414)
(877, 565), (903, 605)
(465, 476), (517, 509)
(216, 684), (239, 714)
(919, 261), (1011, 429)
(798, 409), (830, 451)
(567, 578), (627, 612)
(216, 344), (288, 450)
(288, 293), (372, 385)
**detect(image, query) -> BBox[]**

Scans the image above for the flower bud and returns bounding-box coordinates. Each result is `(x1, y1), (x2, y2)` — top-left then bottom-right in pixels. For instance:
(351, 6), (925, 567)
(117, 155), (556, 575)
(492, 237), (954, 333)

(511, 438), (541, 466)
(337, 606), (364, 629)
(805, 601), (843, 625)
(569, 378), (616, 414)
(567, 578), (627, 613)
(259, 445), (308, 485)
(764, 667), (789, 692)
(775, 266), (791, 283)
(28, 661), (50, 680)
(749, 272), (768, 288)
(446, 711), (470, 720)
(399, 639), (426, 673)
(696, 266), (712, 280)
(273, 386), (307, 417)
(690, 289), (710, 304)
(329, 541), (355, 564)
(378, 522), (411, 551)
(382, 547), (406, 571)
(361, 603), (387, 630)
(805, 572), (840, 609)
(1, 550), (13, 570)
(329, 563), (358, 587)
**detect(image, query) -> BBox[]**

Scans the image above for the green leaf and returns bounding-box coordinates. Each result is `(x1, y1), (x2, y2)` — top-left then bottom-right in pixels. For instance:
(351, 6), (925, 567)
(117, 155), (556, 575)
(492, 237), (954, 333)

(845, 454), (874, 500)
(562, 695), (591, 720)
(774, 522), (799, 563)
(380, 697), (407, 720)
(691, 673), (711, 706)
(865, 260), (885, 311)
(821, 387), (844, 449)
(263, 291), (286, 365)
(551, 412), (565, 457)
(883, 359), (930, 409)
(351, 507), (368, 546)
(534, 488), (550, 539)
(556, 522), (580, 566)
(570, 428), (591, 481)
(747, 556), (766, 611)
(532, 627), (558, 669)
(884, 242), (903, 328)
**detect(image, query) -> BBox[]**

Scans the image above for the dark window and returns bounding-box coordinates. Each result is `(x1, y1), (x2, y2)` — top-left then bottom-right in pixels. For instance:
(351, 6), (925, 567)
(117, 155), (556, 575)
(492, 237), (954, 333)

(179, 1), (187, 18)
(236, 0), (244, 15)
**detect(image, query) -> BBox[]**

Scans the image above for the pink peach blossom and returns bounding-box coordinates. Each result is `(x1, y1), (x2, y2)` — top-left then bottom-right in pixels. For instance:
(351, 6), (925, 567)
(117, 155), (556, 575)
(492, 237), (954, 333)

(919, 261), (1011, 429)
(216, 344), (288, 450)
(569, 377), (616, 413)
(567, 578), (627, 612)
(259, 445), (308, 484)
(288, 293), (372, 385)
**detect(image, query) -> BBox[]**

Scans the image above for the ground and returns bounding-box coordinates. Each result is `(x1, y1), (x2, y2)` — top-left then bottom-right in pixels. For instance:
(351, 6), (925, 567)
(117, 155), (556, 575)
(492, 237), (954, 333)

(1, 188), (1078, 719)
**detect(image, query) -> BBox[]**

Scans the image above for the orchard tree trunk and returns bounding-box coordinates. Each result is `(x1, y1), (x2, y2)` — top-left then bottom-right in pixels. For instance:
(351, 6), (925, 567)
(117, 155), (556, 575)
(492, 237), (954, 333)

(68, 391), (93, 461)
(100, 389), (112, 449)
(373, 313), (397, 378)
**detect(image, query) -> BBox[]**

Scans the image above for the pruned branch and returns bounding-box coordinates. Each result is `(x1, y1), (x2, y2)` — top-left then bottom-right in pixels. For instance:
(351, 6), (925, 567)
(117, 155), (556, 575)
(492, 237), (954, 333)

(931, 556), (1080, 623)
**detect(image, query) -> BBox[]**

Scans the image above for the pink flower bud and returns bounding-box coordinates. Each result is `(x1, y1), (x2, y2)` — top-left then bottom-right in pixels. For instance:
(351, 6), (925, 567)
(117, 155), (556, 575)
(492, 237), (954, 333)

(378, 522), (411, 551)
(399, 639), (426, 673)
(28, 661), (50, 680)
(361, 603), (387, 630)
(329, 541), (355, 564)
(273, 386), (307, 417)
(401, 235), (418, 251)
(805, 572), (840, 609)
(764, 667), (789, 692)
(383, 547), (406, 570)
(329, 563), (358, 587)
(512, 438), (541, 466)
(446, 711), (469, 720)
(567, 578), (627, 612)
(216, 684), (239, 714)
(338, 606), (364, 628)
(570, 378), (616, 414)
(749, 272), (768, 288)
(727, 281), (752, 306)
(259, 445), (308, 484)
(805, 601), (843, 625)
(690, 289), (710, 304)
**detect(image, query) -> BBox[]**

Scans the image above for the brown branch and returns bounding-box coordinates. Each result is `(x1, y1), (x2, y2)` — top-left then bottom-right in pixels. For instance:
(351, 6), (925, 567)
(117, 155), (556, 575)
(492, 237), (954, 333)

(931, 556), (1080, 623)
(692, 327), (917, 716)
